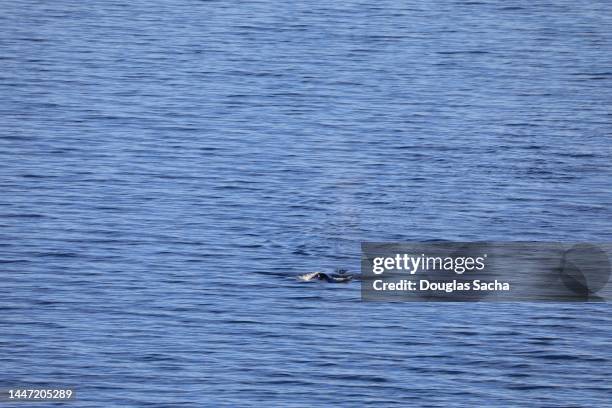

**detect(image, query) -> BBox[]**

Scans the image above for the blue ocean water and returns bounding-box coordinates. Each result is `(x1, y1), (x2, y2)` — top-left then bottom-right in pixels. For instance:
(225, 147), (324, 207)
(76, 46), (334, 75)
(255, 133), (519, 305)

(1, 0), (612, 406)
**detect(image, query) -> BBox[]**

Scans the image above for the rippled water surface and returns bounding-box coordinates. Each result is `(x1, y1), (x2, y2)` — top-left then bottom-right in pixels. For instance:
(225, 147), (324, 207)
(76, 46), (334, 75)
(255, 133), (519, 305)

(2, 1), (612, 406)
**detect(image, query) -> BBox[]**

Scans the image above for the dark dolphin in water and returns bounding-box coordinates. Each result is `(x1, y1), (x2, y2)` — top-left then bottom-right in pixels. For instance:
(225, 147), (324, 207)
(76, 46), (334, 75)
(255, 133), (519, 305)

(297, 269), (354, 283)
